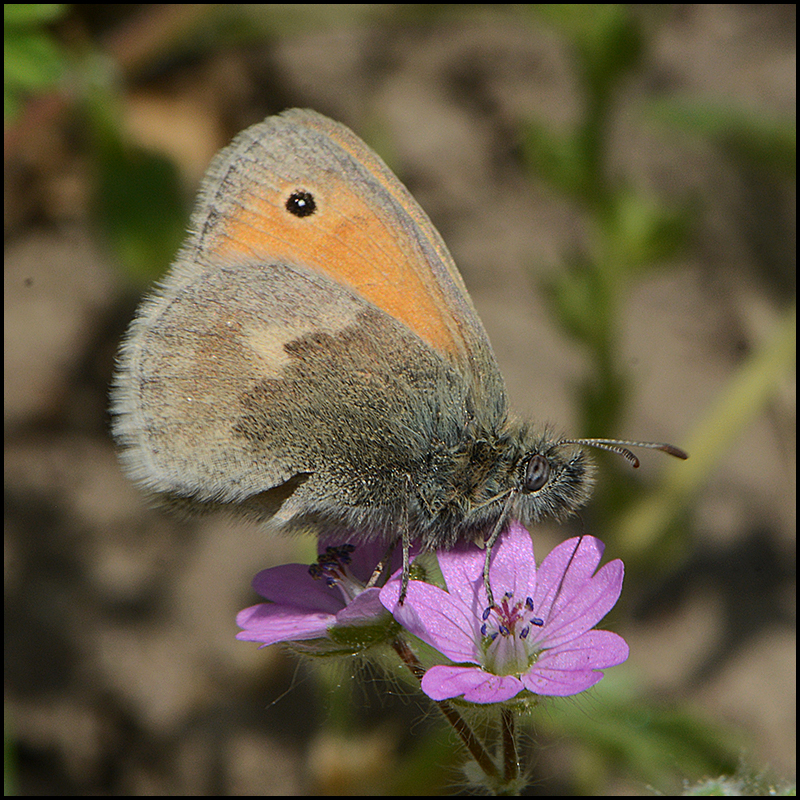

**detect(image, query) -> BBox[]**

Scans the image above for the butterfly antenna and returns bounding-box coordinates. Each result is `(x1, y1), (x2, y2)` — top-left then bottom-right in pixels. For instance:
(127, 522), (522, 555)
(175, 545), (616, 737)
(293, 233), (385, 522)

(561, 438), (688, 469)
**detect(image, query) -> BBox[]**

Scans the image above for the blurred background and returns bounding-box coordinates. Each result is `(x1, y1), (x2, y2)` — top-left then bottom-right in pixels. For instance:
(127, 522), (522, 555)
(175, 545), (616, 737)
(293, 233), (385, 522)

(4, 4), (795, 795)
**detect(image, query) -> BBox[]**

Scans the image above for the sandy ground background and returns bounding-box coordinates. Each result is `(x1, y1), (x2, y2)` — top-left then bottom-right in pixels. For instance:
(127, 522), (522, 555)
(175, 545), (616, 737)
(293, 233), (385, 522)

(5, 5), (795, 795)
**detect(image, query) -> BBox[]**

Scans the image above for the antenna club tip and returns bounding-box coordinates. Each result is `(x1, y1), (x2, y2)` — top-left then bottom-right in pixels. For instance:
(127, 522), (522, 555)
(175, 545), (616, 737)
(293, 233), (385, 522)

(660, 445), (689, 460)
(562, 437), (688, 466)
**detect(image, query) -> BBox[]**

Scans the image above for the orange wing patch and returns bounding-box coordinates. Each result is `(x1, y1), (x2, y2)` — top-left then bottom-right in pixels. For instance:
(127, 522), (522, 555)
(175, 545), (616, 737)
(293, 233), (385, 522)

(204, 174), (463, 361)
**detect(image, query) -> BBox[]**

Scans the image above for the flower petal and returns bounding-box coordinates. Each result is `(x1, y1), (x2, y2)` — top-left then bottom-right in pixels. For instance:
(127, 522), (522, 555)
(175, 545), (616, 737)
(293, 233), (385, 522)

(519, 630), (629, 696)
(487, 523), (538, 601)
(335, 587), (387, 625)
(534, 536), (604, 620)
(521, 666), (604, 696)
(536, 560), (624, 648)
(538, 629), (629, 669)
(252, 563), (344, 614)
(422, 665), (524, 703)
(437, 542), (486, 609)
(235, 603), (335, 645)
(380, 578), (480, 663)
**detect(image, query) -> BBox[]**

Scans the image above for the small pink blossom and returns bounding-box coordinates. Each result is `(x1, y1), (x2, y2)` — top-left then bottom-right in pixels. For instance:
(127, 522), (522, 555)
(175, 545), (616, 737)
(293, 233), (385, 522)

(237, 541), (397, 648)
(380, 524), (629, 703)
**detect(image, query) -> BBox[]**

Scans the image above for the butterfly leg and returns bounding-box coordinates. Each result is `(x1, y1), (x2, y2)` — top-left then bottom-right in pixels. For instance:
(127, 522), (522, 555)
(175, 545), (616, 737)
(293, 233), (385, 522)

(398, 474), (414, 604)
(482, 492), (517, 609)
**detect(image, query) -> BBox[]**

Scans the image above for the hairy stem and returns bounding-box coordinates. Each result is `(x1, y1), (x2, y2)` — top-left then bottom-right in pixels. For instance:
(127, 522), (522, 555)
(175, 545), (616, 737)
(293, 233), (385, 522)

(391, 635), (498, 781)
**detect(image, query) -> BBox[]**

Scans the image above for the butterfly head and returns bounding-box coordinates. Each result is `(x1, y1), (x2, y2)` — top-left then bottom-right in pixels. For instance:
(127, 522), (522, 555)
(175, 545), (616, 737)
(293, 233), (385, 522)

(501, 428), (596, 529)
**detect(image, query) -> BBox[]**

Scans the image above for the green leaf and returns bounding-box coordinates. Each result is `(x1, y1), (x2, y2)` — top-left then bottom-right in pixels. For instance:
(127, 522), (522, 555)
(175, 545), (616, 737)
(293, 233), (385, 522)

(523, 121), (592, 200)
(4, 4), (66, 27)
(93, 144), (188, 281)
(4, 5), (68, 123)
(4, 30), (65, 89)
(601, 190), (690, 273)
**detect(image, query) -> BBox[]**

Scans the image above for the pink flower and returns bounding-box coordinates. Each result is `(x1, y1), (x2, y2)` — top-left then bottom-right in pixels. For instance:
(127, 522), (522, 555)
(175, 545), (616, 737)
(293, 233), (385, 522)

(379, 524), (629, 703)
(237, 542), (397, 649)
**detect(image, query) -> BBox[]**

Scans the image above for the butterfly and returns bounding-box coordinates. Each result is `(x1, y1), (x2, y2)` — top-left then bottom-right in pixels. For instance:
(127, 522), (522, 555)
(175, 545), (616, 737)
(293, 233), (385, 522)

(111, 109), (686, 601)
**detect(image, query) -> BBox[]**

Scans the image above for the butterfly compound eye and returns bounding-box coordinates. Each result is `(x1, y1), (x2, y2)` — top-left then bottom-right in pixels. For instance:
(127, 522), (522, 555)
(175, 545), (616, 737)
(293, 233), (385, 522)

(524, 454), (550, 493)
(286, 190), (317, 217)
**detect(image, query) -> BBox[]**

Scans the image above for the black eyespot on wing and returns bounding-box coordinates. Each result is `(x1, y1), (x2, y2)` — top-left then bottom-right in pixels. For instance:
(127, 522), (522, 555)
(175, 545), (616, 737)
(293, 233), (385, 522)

(286, 190), (316, 217)
(524, 454), (550, 493)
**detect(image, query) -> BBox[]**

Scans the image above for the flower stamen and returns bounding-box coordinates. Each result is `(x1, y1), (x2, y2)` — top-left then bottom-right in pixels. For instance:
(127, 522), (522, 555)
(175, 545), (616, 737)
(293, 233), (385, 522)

(479, 589), (544, 675)
(309, 544), (363, 602)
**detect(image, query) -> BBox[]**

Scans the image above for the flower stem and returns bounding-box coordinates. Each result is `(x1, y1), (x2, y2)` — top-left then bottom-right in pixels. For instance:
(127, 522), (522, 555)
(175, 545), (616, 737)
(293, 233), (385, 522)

(500, 706), (519, 786)
(390, 635), (498, 781)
